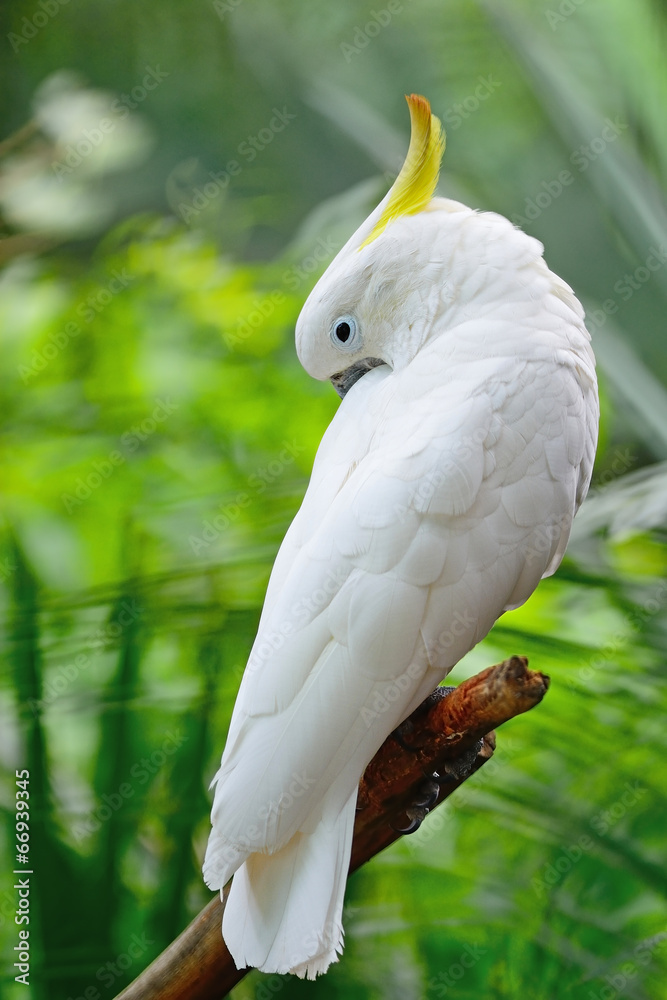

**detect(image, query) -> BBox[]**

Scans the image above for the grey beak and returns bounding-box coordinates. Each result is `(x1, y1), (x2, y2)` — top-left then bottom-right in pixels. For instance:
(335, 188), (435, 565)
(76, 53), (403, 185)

(330, 357), (385, 398)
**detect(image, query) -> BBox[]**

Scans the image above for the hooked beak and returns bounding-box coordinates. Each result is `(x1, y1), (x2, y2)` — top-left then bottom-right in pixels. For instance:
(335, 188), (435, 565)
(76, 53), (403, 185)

(330, 357), (385, 398)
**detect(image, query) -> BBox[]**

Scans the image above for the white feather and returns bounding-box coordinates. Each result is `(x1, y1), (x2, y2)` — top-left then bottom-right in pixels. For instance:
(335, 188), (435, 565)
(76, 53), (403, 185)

(203, 194), (599, 978)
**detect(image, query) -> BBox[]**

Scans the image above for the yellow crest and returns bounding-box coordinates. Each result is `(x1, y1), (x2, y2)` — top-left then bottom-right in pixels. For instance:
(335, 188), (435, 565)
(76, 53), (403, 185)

(360, 94), (445, 250)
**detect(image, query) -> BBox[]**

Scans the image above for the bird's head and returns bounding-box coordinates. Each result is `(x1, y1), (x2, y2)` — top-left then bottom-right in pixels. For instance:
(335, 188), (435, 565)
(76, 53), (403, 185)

(297, 94), (592, 399)
(296, 94), (449, 397)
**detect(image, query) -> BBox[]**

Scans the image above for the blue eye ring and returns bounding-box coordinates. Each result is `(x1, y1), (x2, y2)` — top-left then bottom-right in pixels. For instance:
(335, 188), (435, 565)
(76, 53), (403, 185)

(330, 315), (360, 352)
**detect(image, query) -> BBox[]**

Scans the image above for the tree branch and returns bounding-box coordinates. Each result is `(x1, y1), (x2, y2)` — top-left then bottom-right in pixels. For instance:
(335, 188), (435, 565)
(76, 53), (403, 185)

(114, 655), (548, 1000)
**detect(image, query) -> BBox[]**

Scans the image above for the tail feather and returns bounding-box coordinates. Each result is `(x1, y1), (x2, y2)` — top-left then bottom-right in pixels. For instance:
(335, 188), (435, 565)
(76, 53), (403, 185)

(202, 836), (246, 893)
(221, 791), (356, 979)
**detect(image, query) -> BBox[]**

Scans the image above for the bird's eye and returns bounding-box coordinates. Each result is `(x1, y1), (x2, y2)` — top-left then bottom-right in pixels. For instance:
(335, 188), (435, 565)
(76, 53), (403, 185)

(330, 315), (360, 351)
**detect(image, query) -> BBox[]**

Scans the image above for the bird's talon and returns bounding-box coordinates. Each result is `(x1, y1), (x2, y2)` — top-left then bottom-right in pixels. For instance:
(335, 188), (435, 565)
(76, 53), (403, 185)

(413, 779), (440, 808)
(391, 814), (423, 835)
(391, 805), (429, 835)
(433, 768), (457, 785)
(434, 739), (485, 784)
(391, 724), (426, 752)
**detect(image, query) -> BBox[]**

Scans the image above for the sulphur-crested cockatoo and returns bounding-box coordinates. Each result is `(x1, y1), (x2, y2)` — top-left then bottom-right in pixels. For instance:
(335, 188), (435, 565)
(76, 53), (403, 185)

(204, 94), (599, 978)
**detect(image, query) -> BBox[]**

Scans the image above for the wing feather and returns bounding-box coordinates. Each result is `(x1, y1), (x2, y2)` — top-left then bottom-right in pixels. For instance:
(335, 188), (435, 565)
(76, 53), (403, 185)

(208, 336), (598, 873)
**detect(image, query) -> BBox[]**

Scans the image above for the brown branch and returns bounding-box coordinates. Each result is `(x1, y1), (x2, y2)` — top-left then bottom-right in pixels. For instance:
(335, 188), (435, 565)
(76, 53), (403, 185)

(0, 233), (58, 266)
(0, 119), (39, 159)
(114, 655), (548, 1000)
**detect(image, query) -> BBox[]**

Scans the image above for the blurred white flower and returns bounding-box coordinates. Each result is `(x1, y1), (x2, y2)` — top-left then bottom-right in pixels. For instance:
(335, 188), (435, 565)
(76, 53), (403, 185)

(0, 70), (154, 237)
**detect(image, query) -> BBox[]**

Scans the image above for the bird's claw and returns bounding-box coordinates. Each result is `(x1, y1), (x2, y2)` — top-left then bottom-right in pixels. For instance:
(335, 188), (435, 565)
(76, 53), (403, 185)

(389, 732), (484, 836)
(391, 805), (429, 835)
(433, 739), (484, 784)
(391, 721), (426, 752)
(412, 779), (440, 809)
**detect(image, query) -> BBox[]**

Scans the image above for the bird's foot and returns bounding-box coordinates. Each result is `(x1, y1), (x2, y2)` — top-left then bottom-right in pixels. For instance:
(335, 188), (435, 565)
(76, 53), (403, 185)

(433, 738), (484, 785)
(391, 684), (458, 751)
(391, 804), (430, 835)
(391, 777), (441, 835)
(391, 719), (426, 752)
(413, 778), (440, 809)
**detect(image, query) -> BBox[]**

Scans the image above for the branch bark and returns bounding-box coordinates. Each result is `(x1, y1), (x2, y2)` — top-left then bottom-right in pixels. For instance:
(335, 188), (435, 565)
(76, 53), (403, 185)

(115, 655), (548, 1000)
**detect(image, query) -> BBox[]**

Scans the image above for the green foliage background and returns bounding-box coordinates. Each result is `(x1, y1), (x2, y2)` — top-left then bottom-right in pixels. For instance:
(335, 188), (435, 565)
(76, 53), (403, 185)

(1, 1), (666, 998)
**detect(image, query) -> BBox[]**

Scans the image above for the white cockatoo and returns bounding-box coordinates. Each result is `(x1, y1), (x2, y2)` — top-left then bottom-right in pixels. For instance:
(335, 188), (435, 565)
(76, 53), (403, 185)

(203, 94), (599, 979)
